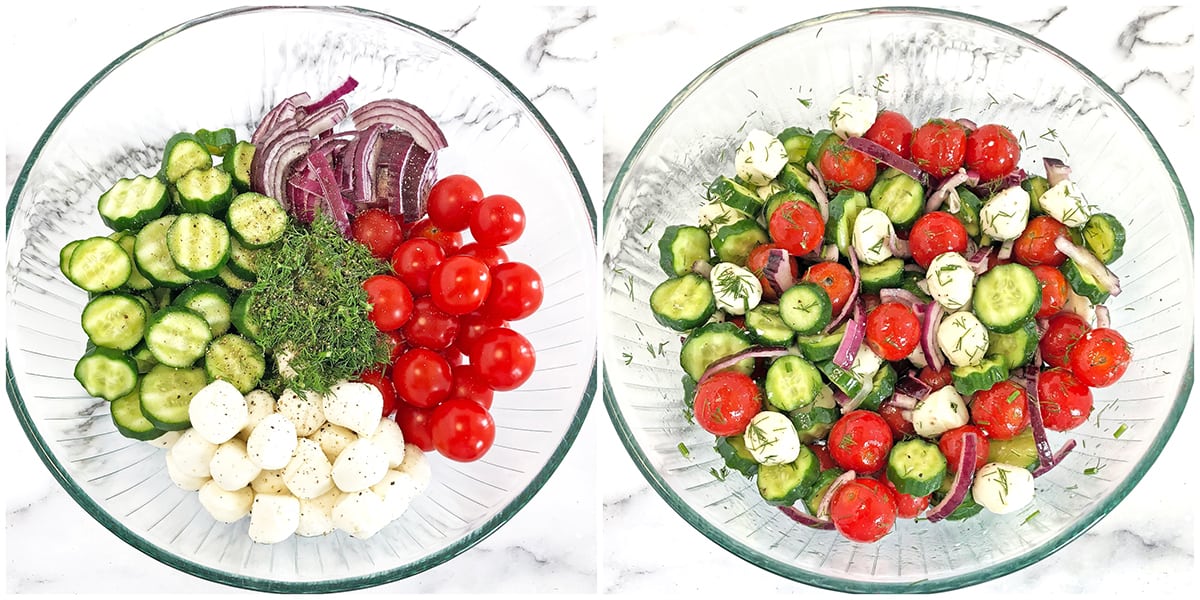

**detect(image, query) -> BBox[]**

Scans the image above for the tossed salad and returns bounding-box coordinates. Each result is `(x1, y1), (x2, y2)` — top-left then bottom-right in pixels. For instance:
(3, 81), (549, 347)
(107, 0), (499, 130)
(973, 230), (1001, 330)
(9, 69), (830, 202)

(650, 92), (1131, 543)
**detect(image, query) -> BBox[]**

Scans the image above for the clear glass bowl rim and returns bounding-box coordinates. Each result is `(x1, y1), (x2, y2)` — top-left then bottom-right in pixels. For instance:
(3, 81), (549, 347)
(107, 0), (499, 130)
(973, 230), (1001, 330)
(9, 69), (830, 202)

(5, 5), (598, 593)
(602, 5), (1193, 593)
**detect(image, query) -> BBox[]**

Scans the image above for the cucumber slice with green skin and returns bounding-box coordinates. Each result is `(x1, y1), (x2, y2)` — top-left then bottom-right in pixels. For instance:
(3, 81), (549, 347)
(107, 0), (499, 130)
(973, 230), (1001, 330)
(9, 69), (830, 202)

(777, 127), (814, 163)
(109, 232), (153, 291)
(74, 346), (139, 401)
(110, 389), (165, 441)
(135, 216), (193, 288)
(778, 282), (832, 335)
(900, 271), (932, 302)
(709, 176), (764, 217)
(98, 175), (169, 231)
(173, 282), (233, 337)
(680, 322), (754, 381)
(1060, 258), (1111, 304)
(226, 192), (287, 249)
(859, 257), (905, 294)
(986, 427), (1039, 470)
(682, 375), (697, 409)
(714, 435), (759, 477)
(166, 213), (232, 279)
(973, 263), (1041, 333)
(757, 445), (820, 506)
(130, 342), (157, 373)
(804, 130), (834, 168)
(869, 168), (925, 228)
(173, 167), (234, 214)
(144, 306), (213, 368)
(205, 334), (266, 393)
(1081, 213), (1125, 264)
(231, 290), (265, 343)
(951, 355), (1009, 396)
(658, 225), (711, 277)
(987, 320), (1038, 370)
(789, 386), (838, 443)
(819, 360), (866, 398)
(803, 467), (845, 514)
(222, 141), (256, 192)
(68, 237), (132, 293)
(825, 189), (869, 256)
(950, 188), (983, 238)
(161, 132), (213, 183)
(796, 325), (845, 363)
(226, 236), (262, 281)
(218, 264), (255, 291)
(139, 364), (207, 431)
(745, 303), (794, 347)
(142, 287), (173, 311)
(650, 273), (717, 332)
(775, 162), (815, 194)
(945, 490), (984, 521)
(60, 240), (83, 283)
(194, 127), (238, 156)
(81, 293), (149, 351)
(1021, 175), (1050, 215)
(886, 438), (948, 497)
(764, 355), (823, 411)
(712, 219), (769, 266)
(860, 363), (897, 411)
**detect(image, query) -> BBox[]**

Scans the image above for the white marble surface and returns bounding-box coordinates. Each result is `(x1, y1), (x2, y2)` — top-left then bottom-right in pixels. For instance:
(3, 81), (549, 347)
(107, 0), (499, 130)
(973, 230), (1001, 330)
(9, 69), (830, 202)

(600, 1), (1198, 595)
(3, 1), (600, 593)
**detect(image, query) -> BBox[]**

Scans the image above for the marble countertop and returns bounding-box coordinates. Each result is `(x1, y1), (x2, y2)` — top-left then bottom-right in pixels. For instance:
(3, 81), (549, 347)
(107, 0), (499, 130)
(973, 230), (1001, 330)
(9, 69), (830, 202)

(600, 1), (1196, 595)
(3, 1), (599, 593)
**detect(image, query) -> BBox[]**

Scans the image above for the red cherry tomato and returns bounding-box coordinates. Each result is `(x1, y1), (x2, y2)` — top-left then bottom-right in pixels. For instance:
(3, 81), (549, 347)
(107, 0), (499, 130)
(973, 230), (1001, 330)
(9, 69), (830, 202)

(458, 243), (508, 269)
(430, 255), (492, 315)
(881, 475), (930, 519)
(383, 329), (407, 364)
(829, 478), (898, 543)
(359, 368), (398, 418)
(818, 139), (877, 193)
(911, 118), (967, 178)
(431, 398), (495, 461)
(918, 365), (952, 391)
(971, 381), (1030, 440)
(409, 218), (463, 254)
(426, 174), (483, 232)
(470, 195), (526, 246)
(938, 425), (990, 473)
(879, 403), (915, 438)
(441, 346), (464, 367)
(746, 244), (798, 302)
(810, 444), (836, 471)
(456, 311), (508, 357)
(449, 363), (495, 409)
(394, 402), (436, 451)
(403, 297), (460, 351)
(391, 348), (453, 408)
(802, 261), (855, 316)
(828, 410), (894, 474)
(483, 262), (543, 321)
(1031, 265), (1069, 319)
(964, 124), (1020, 182)
(865, 302), (921, 361)
(362, 275), (414, 332)
(469, 327), (536, 391)
(907, 212), (968, 269)
(391, 238), (445, 297)
(1069, 328), (1132, 387)
(864, 110), (914, 159)
(351, 208), (404, 259)
(691, 371), (761, 436)
(768, 200), (825, 256)
(1013, 216), (1070, 268)
(1040, 312), (1090, 369)
(1037, 367), (1093, 431)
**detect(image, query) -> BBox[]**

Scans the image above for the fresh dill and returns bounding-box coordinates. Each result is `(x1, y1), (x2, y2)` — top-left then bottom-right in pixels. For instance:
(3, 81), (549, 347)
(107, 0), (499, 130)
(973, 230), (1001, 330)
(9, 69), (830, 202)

(1022, 510), (1040, 525)
(986, 92), (1000, 109)
(798, 97), (813, 107)
(1113, 423), (1128, 439)
(710, 467), (729, 481)
(1039, 127), (1058, 141)
(1083, 460), (1106, 476)
(874, 73), (890, 93)
(625, 275), (635, 301)
(678, 442), (691, 458)
(657, 341), (669, 356)
(641, 219), (655, 234)
(622, 352), (633, 365)
(645, 341), (657, 358)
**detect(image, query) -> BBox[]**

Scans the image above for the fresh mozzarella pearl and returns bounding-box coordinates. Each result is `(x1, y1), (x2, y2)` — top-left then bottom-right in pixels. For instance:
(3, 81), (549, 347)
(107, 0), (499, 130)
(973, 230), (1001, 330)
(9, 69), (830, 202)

(742, 411), (802, 466)
(973, 462), (1036, 515)
(936, 311), (990, 368)
(980, 186), (1030, 241)
(925, 252), (975, 311)
(735, 129), (788, 186)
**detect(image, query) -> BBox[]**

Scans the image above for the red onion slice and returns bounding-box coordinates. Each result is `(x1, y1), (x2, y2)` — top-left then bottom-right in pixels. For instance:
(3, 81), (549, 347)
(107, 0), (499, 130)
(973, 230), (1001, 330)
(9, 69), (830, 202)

(973, 168), (1026, 197)
(894, 374), (931, 400)
(967, 247), (993, 275)
(1044, 157), (1072, 187)
(252, 92), (311, 146)
(374, 130), (417, 218)
(696, 347), (791, 384)
(888, 233), (911, 258)
(844, 137), (930, 187)
(691, 260), (713, 278)
(879, 288), (922, 310)
(399, 142), (436, 222)
(802, 163), (830, 222)
(919, 301), (945, 372)
(998, 239), (1015, 260)
(824, 251), (860, 333)
(955, 118), (978, 132)
(1055, 237), (1122, 296)
(1024, 369), (1057, 469)
(1031, 439), (1077, 478)
(926, 169), (973, 212)
(287, 165), (323, 224)
(889, 393), (919, 411)
(301, 76), (358, 115)
(820, 244), (839, 262)
(297, 100), (349, 138)
(1095, 305), (1111, 329)
(307, 151), (352, 237)
(831, 302), (866, 369)
(251, 128), (312, 206)
(762, 248), (796, 297)
(779, 506), (836, 530)
(817, 470), (857, 519)
(926, 432), (978, 522)
(351, 99), (448, 152)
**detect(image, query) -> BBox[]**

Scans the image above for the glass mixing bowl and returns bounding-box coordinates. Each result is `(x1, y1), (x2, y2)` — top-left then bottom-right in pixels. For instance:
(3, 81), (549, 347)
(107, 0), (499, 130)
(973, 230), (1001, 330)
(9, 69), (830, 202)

(5, 6), (597, 592)
(602, 7), (1192, 593)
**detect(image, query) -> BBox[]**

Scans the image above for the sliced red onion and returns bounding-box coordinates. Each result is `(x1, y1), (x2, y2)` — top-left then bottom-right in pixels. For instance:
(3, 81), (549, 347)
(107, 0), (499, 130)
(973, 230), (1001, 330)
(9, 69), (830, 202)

(401, 143), (437, 222)
(301, 76), (358, 115)
(825, 251), (861, 333)
(1044, 157), (1072, 187)
(1031, 439), (1077, 478)
(998, 239), (1015, 260)
(374, 130), (417, 217)
(955, 118), (978, 132)
(926, 168), (972, 212)
(817, 470), (857, 519)
(348, 123), (387, 207)
(351, 99), (448, 152)
(903, 263), (925, 273)
(879, 288), (922, 309)
(862, 294), (881, 313)
(967, 247), (993, 275)
(889, 393), (919, 411)
(844, 137), (930, 187)
(762, 248), (796, 298)
(696, 347), (791, 384)
(946, 188), (962, 214)
(916, 279), (931, 295)
(820, 244), (839, 262)
(307, 151), (351, 236)
(974, 168), (1026, 197)
(920, 301), (945, 372)
(779, 506), (835, 530)
(1055, 237), (1122, 296)
(1024, 369), (1057, 470)
(888, 232), (911, 258)
(297, 100), (349, 138)
(894, 374), (932, 400)
(926, 432), (978, 522)
(832, 389), (852, 407)
(251, 128), (312, 206)
(832, 301), (866, 370)
(691, 260), (712, 278)
(805, 163), (831, 222)
(1095, 305), (1111, 329)
(287, 165), (322, 224)
(252, 92), (311, 146)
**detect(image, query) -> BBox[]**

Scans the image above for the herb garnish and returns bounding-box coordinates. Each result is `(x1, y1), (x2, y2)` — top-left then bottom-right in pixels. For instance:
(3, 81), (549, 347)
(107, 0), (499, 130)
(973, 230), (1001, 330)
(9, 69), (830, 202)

(622, 352), (633, 365)
(1113, 423), (1128, 439)
(1022, 510), (1040, 525)
(710, 467), (729, 481)
(677, 442), (690, 458)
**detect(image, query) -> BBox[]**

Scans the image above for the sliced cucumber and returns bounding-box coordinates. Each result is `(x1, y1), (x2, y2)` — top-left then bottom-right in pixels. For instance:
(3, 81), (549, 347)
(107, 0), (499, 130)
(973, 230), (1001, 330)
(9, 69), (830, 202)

(226, 192), (287, 248)
(796, 324), (845, 363)
(139, 364), (207, 431)
(174, 166), (234, 214)
(97, 175), (168, 231)
(886, 438), (947, 497)
(194, 127), (237, 156)
(218, 264), (255, 291)
(789, 386), (838, 443)
(130, 342), (157, 373)
(825, 189), (869, 257)
(764, 355), (823, 411)
(986, 427), (1039, 470)
(951, 356), (1009, 396)
(860, 363), (897, 412)
(222, 141), (256, 192)
(1081, 213), (1125, 265)
(973, 263), (1041, 333)
(819, 360), (866, 399)
(166, 213), (231, 279)
(81, 293), (148, 351)
(987, 320), (1038, 370)
(712, 219), (768, 266)
(764, 191), (817, 223)
(205, 334), (266, 393)
(74, 347), (138, 401)
(803, 129), (834, 168)
(68, 237), (132, 293)
(757, 445), (820, 506)
(173, 282), (233, 337)
(859, 257), (905, 294)
(777, 127), (814, 163)
(144, 306), (213, 368)
(714, 435), (759, 477)
(709, 176), (764, 218)
(803, 468), (845, 514)
(108, 231), (153, 291)
(110, 388), (165, 441)
(650, 273), (716, 332)
(1060, 258), (1110, 304)
(951, 188), (983, 238)
(869, 168), (924, 228)
(1022, 175), (1050, 215)
(744, 303), (794, 347)
(59, 240), (83, 283)
(679, 322), (753, 381)
(161, 132), (212, 183)
(226, 236), (262, 281)
(657, 225), (711, 277)
(134, 216), (193, 288)
(775, 162), (814, 194)
(778, 282), (832, 335)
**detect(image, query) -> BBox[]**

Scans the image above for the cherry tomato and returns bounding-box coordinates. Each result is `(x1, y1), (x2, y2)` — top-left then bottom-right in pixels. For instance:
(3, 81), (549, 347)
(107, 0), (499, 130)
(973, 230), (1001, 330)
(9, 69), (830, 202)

(449, 363), (494, 409)
(391, 238), (445, 297)
(918, 365), (952, 391)
(802, 261), (854, 316)
(1069, 328), (1132, 387)
(351, 208), (404, 259)
(441, 346), (465, 367)
(359, 368), (398, 418)
(865, 302), (921, 361)
(908, 212), (968, 269)
(409, 218), (463, 254)
(362, 274), (414, 331)
(483, 262), (543, 321)
(863, 110), (914, 159)
(456, 311), (508, 357)
(470, 195), (526, 246)
(938, 425), (990, 473)
(881, 475), (930, 519)
(828, 410), (894, 474)
(469, 327), (536, 391)
(1031, 265), (1069, 318)
(964, 124), (1020, 181)
(458, 243), (508, 269)
(426, 174), (483, 232)
(391, 348), (453, 408)
(768, 200), (825, 256)
(1040, 312), (1090, 369)
(911, 118), (967, 178)
(431, 398), (495, 462)
(971, 381), (1030, 440)
(818, 139), (877, 193)
(829, 478), (897, 543)
(383, 329), (407, 363)
(692, 371), (761, 436)
(1037, 367), (1093, 431)
(1013, 216), (1070, 268)
(746, 244), (798, 302)
(403, 297), (460, 351)
(810, 444), (836, 471)
(879, 402), (916, 438)
(430, 255), (491, 315)
(394, 402), (436, 451)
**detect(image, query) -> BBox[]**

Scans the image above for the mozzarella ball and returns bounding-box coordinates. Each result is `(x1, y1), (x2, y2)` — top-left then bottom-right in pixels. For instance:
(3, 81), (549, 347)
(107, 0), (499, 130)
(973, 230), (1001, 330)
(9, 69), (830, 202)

(1038, 179), (1090, 228)
(250, 468), (288, 495)
(146, 430), (183, 450)
(367, 418), (407, 469)
(911, 386), (970, 438)
(742, 411), (801, 466)
(372, 470), (423, 521)
(246, 413), (298, 470)
(332, 490), (392, 539)
(170, 429), (218, 479)
(165, 450), (209, 491)
(979, 186), (1030, 241)
(925, 252), (975, 311)
(973, 462), (1036, 515)
(936, 311), (990, 368)
(209, 438), (262, 492)
(296, 488), (343, 537)
(188, 380), (249, 444)
(323, 381), (384, 437)
(709, 262), (762, 316)
(198, 480), (253, 523)
(332, 438), (390, 492)
(276, 389), (326, 437)
(829, 93), (879, 140)
(396, 444), (432, 492)
(852, 207), (895, 266)
(239, 390), (276, 440)
(283, 438), (334, 500)
(734, 129), (788, 186)
(697, 202), (743, 238)
(849, 344), (884, 382)
(310, 422), (358, 464)
(248, 493), (301, 544)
